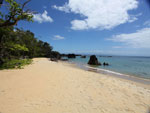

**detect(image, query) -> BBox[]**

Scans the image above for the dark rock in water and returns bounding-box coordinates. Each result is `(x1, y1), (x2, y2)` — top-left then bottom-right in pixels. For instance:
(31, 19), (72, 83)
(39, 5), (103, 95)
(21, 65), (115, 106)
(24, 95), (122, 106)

(68, 54), (76, 58)
(61, 54), (68, 57)
(99, 56), (112, 57)
(88, 55), (101, 65)
(76, 54), (82, 56)
(103, 62), (109, 66)
(107, 56), (112, 57)
(81, 55), (86, 58)
(62, 53), (81, 58)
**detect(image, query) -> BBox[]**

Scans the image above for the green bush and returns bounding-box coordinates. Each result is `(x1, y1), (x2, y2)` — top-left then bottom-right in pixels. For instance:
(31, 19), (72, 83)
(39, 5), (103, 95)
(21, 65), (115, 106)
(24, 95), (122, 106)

(0, 59), (32, 70)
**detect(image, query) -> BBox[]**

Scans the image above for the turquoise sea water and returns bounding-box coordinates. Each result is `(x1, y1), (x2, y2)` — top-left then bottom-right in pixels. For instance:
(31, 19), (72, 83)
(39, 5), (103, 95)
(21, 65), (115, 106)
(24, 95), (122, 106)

(67, 56), (150, 80)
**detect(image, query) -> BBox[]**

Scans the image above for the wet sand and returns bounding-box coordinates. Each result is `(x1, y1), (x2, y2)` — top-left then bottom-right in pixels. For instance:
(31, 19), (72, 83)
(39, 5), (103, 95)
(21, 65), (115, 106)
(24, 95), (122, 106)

(0, 58), (150, 113)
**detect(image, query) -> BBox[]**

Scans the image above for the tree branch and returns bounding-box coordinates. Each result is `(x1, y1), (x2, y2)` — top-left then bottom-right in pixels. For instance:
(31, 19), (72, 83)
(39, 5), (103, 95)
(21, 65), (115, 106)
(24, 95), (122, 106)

(0, 0), (32, 28)
(22, 0), (31, 10)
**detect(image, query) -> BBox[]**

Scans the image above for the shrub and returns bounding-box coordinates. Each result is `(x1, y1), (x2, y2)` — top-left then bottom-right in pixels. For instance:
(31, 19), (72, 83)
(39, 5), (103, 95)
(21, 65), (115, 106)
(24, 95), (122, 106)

(0, 59), (32, 69)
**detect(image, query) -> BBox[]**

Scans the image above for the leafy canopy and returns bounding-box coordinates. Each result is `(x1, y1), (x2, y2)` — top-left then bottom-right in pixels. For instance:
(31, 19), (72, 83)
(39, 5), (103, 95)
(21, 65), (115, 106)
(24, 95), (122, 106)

(0, 0), (33, 27)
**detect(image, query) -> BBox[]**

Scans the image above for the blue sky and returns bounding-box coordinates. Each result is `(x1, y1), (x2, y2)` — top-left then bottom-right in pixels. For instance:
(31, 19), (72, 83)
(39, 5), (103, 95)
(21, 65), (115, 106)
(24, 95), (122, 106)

(16, 0), (150, 56)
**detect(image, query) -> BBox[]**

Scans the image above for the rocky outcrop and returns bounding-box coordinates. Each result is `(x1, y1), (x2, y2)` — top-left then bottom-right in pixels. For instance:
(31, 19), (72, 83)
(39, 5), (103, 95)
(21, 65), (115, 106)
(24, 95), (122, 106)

(81, 55), (86, 58)
(88, 55), (101, 65)
(50, 51), (61, 62)
(68, 54), (76, 58)
(61, 54), (81, 58)
(103, 62), (109, 66)
(61, 54), (68, 57)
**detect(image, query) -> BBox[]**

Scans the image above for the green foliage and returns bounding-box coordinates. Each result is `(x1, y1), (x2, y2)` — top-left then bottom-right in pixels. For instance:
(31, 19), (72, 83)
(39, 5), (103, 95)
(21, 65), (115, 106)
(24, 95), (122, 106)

(0, 26), (53, 66)
(9, 44), (29, 52)
(0, 0), (58, 70)
(0, 0), (33, 27)
(5, 42), (29, 52)
(0, 59), (32, 69)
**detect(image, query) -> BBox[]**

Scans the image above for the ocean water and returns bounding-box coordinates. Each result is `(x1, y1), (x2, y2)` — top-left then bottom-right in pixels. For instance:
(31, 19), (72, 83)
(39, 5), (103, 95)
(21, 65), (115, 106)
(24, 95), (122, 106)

(66, 56), (150, 80)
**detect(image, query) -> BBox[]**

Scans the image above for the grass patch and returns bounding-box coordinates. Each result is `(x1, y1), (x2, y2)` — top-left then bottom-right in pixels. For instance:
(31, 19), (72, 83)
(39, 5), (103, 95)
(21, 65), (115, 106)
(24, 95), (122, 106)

(0, 59), (32, 70)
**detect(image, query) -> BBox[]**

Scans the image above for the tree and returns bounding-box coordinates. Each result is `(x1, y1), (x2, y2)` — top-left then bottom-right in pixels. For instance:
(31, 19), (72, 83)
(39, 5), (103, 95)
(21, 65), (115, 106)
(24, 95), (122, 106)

(0, 26), (14, 64)
(50, 51), (61, 59)
(0, 27), (53, 64)
(0, 0), (56, 67)
(0, 0), (33, 27)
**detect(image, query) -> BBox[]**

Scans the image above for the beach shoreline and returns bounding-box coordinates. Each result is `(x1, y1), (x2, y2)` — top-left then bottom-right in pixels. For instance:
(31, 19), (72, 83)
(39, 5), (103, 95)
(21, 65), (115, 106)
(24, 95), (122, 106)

(64, 58), (150, 88)
(65, 55), (150, 80)
(0, 58), (150, 113)
(61, 60), (150, 89)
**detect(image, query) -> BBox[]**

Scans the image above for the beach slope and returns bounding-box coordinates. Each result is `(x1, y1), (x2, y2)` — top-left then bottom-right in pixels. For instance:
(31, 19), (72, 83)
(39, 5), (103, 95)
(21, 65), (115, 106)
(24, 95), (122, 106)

(0, 58), (150, 113)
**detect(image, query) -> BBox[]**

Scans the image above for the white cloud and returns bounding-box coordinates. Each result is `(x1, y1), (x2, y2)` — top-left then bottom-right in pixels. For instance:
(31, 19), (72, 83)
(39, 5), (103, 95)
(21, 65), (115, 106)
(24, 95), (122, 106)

(33, 10), (53, 23)
(108, 28), (150, 48)
(53, 4), (70, 13)
(128, 13), (142, 23)
(54, 0), (139, 30)
(71, 20), (88, 30)
(52, 35), (65, 40)
(144, 20), (150, 26)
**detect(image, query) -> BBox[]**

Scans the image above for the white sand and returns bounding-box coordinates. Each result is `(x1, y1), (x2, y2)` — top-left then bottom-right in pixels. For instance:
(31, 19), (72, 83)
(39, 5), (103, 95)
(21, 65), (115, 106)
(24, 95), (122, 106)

(0, 58), (150, 113)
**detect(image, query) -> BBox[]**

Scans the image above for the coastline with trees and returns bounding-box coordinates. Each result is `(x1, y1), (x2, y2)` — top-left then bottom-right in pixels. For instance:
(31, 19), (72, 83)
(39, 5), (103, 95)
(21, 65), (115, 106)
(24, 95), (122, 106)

(0, 0), (60, 69)
(0, 1), (150, 113)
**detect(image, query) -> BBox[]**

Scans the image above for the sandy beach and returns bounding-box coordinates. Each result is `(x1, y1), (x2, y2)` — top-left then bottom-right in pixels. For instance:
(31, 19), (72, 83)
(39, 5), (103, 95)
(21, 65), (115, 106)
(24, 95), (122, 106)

(0, 58), (150, 113)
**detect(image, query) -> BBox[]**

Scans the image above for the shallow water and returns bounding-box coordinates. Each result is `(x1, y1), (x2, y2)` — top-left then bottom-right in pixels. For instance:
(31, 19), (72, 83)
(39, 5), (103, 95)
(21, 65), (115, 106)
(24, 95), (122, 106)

(67, 56), (150, 80)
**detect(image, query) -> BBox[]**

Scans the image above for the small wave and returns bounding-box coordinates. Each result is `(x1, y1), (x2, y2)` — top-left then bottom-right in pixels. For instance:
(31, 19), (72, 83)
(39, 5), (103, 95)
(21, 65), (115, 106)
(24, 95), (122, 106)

(67, 60), (150, 85)
(81, 64), (150, 85)
(85, 65), (129, 76)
